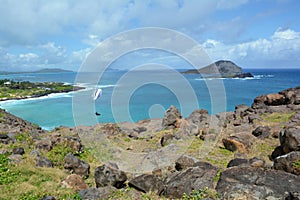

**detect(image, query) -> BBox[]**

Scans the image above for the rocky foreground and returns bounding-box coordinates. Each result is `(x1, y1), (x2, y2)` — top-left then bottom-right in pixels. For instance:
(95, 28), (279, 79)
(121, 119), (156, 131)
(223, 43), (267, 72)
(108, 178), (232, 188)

(0, 86), (300, 199)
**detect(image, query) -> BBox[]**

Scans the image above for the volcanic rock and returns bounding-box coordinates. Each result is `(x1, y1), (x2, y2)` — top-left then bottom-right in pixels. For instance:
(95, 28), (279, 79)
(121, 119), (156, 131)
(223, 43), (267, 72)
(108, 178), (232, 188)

(94, 164), (127, 189)
(64, 153), (90, 177)
(162, 106), (182, 129)
(129, 174), (164, 194)
(216, 167), (300, 199)
(274, 151), (300, 175)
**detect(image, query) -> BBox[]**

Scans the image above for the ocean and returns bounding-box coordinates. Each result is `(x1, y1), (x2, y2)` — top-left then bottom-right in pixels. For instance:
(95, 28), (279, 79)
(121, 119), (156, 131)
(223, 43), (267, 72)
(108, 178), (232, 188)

(0, 68), (299, 130)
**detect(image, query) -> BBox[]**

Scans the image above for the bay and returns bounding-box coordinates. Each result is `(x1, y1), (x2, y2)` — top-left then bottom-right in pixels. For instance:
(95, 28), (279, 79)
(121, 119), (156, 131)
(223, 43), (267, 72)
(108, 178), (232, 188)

(0, 68), (299, 130)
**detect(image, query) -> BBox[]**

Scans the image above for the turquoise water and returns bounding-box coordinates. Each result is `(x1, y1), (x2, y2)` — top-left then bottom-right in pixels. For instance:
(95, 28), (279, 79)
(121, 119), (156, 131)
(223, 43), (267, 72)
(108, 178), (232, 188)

(0, 69), (299, 130)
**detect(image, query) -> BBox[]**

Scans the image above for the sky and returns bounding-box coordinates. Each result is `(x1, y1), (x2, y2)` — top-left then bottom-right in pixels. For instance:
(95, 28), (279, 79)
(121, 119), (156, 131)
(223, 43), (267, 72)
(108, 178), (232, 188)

(0, 0), (300, 71)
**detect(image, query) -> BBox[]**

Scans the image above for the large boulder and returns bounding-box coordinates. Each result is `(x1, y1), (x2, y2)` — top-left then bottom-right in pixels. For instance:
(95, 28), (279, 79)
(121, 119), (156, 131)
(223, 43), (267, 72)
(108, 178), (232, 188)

(162, 106), (182, 129)
(0, 133), (12, 144)
(252, 126), (271, 139)
(216, 167), (300, 199)
(280, 126), (300, 154)
(162, 164), (218, 199)
(35, 139), (53, 151)
(62, 174), (88, 191)
(234, 104), (251, 119)
(222, 132), (254, 153)
(78, 187), (115, 200)
(35, 156), (53, 168)
(279, 86), (300, 105)
(266, 93), (286, 106)
(175, 155), (198, 171)
(227, 158), (248, 168)
(252, 86), (300, 110)
(184, 109), (209, 136)
(64, 153), (90, 177)
(51, 134), (83, 153)
(274, 151), (300, 175)
(128, 174), (164, 194)
(94, 164), (127, 189)
(227, 157), (265, 168)
(186, 109), (208, 126)
(290, 112), (300, 126)
(271, 146), (285, 160)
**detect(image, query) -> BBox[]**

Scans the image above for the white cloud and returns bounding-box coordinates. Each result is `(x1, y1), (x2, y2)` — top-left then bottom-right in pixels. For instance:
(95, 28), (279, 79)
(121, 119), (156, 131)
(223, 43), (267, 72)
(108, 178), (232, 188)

(0, 0), (241, 47)
(0, 42), (73, 71)
(0, 1), (299, 70)
(203, 28), (300, 67)
(272, 28), (300, 40)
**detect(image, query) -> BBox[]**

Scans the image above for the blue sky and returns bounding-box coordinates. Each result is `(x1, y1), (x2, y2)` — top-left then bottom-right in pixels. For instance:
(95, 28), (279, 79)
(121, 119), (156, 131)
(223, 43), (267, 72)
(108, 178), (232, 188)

(0, 0), (299, 71)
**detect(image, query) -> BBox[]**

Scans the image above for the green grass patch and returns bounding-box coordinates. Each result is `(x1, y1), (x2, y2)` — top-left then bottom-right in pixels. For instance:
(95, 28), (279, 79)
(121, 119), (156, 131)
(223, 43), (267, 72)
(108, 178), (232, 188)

(108, 187), (163, 200)
(185, 138), (204, 155)
(248, 139), (278, 162)
(204, 147), (234, 169)
(18, 191), (82, 200)
(78, 147), (96, 164)
(262, 112), (295, 123)
(46, 145), (73, 167)
(0, 154), (20, 185)
(124, 137), (131, 142)
(292, 160), (300, 171)
(213, 170), (223, 182)
(182, 188), (220, 200)
(15, 132), (34, 144)
(217, 147), (233, 157)
(0, 156), (81, 200)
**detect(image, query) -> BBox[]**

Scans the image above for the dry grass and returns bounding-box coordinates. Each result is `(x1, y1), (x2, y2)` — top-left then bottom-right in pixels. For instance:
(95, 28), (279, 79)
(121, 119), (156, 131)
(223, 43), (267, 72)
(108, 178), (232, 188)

(247, 138), (280, 165)
(0, 156), (79, 200)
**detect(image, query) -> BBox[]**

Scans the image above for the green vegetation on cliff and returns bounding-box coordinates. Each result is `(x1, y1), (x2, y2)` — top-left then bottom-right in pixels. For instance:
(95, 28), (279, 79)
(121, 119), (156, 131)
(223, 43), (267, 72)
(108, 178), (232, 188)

(0, 79), (81, 101)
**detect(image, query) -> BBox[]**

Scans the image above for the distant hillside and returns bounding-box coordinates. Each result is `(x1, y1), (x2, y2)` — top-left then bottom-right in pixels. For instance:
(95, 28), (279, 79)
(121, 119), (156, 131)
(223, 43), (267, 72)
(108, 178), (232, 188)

(33, 68), (73, 73)
(182, 60), (253, 78)
(0, 68), (73, 75)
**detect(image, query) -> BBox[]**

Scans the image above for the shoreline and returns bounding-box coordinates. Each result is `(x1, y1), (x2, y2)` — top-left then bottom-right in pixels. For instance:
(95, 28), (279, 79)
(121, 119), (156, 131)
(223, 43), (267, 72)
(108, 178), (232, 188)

(0, 83), (84, 102)
(0, 88), (82, 102)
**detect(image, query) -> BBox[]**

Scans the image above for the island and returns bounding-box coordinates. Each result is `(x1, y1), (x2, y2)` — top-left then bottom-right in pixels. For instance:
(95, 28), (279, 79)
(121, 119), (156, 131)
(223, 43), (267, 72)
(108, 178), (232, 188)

(0, 79), (82, 101)
(182, 60), (254, 78)
(0, 68), (73, 75)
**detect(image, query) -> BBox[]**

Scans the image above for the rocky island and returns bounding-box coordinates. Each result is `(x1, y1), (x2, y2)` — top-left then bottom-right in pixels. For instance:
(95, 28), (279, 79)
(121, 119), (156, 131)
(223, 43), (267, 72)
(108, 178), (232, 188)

(0, 86), (300, 199)
(182, 60), (254, 78)
(0, 79), (82, 101)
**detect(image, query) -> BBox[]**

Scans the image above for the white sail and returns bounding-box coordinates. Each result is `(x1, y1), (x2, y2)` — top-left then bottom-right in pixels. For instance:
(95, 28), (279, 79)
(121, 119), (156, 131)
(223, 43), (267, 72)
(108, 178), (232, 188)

(93, 88), (102, 100)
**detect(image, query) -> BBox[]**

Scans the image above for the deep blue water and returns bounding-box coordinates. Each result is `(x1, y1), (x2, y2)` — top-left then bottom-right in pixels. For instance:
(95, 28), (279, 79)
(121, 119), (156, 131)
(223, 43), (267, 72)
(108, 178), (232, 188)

(0, 69), (299, 130)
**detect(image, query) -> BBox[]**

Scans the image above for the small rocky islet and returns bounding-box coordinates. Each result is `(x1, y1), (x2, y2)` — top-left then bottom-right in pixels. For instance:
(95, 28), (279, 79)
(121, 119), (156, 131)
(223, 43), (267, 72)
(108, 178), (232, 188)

(182, 60), (254, 78)
(0, 86), (300, 199)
